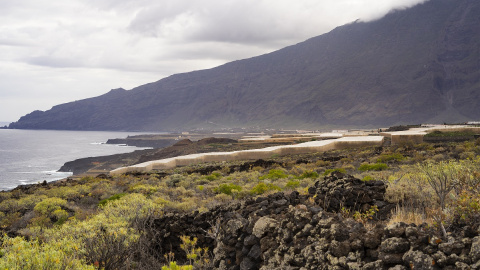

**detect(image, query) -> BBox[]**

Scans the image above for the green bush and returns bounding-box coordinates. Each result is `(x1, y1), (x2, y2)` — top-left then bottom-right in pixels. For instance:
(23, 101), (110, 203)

(362, 175), (374, 181)
(285, 180), (300, 189)
(0, 235), (92, 269)
(205, 172), (222, 181)
(129, 184), (159, 195)
(358, 163), (389, 172)
(425, 130), (476, 137)
(0, 199), (20, 213)
(451, 190), (480, 226)
(250, 183), (281, 195)
(162, 262), (193, 270)
(98, 193), (126, 206)
(214, 184), (242, 196)
(34, 198), (67, 217)
(259, 169), (288, 180)
(52, 209), (69, 225)
(377, 153), (405, 163)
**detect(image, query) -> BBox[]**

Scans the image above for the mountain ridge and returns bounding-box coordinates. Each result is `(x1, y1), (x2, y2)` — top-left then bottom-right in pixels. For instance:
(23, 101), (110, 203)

(9, 0), (480, 131)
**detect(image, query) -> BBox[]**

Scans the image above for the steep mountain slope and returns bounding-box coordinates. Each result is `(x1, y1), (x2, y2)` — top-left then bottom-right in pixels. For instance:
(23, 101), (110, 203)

(9, 0), (480, 131)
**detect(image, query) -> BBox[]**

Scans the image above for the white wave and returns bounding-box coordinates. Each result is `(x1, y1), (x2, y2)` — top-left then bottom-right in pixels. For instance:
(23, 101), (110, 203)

(42, 170), (72, 176)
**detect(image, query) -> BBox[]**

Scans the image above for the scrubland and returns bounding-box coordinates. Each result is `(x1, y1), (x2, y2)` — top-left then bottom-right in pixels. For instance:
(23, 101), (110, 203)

(1, 139), (480, 269)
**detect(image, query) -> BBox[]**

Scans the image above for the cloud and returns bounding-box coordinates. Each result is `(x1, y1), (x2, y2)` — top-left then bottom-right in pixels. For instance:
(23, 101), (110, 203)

(126, 0), (332, 45)
(126, 0), (429, 46)
(26, 56), (86, 68)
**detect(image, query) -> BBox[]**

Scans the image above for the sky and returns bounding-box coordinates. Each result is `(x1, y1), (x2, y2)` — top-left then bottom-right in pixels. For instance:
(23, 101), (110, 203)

(0, 0), (428, 123)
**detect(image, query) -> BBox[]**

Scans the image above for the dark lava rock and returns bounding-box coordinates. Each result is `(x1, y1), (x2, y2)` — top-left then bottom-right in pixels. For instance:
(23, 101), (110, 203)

(137, 173), (480, 269)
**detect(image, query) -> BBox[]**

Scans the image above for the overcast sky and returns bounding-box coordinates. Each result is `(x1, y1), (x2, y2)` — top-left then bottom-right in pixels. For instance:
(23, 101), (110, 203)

(0, 0), (428, 122)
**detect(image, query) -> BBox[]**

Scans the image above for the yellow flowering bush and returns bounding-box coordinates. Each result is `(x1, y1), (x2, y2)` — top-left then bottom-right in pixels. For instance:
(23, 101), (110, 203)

(0, 235), (93, 269)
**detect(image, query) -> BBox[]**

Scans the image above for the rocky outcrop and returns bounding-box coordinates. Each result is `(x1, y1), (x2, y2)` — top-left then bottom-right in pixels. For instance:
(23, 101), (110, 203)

(139, 173), (479, 269)
(310, 171), (393, 218)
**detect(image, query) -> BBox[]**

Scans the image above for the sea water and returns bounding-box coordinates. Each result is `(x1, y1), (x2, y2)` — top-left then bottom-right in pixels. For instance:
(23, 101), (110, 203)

(0, 129), (153, 190)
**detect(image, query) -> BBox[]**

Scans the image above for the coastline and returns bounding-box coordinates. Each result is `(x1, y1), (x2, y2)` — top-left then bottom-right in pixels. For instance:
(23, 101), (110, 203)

(0, 129), (156, 190)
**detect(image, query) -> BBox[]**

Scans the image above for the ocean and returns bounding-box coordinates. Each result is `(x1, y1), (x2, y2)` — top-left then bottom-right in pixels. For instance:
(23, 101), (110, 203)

(0, 129), (152, 190)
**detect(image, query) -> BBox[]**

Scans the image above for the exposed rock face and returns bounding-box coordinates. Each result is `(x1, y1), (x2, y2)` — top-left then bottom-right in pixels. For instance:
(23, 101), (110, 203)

(141, 173), (480, 269)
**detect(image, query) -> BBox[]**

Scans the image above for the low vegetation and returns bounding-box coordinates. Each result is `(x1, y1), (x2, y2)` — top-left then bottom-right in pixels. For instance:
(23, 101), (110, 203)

(424, 130), (476, 137)
(1, 139), (480, 268)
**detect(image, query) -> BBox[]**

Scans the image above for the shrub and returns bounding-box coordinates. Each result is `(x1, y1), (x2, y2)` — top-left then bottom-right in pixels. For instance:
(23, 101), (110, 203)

(98, 193), (126, 206)
(129, 184), (158, 195)
(358, 163), (389, 172)
(15, 195), (48, 212)
(34, 198), (67, 217)
(213, 194), (232, 203)
(180, 235), (210, 266)
(362, 175), (374, 181)
(0, 199), (20, 213)
(166, 174), (184, 187)
(0, 235), (92, 269)
(377, 153), (405, 163)
(41, 185), (90, 200)
(88, 181), (115, 199)
(100, 193), (162, 220)
(52, 209), (69, 225)
(162, 262), (193, 270)
(342, 164), (356, 172)
(259, 169), (288, 180)
(84, 229), (132, 270)
(432, 154), (445, 162)
(0, 212), (22, 229)
(315, 160), (331, 167)
(459, 151), (476, 160)
(250, 183), (281, 195)
(450, 189), (480, 227)
(205, 172), (222, 181)
(417, 161), (461, 210)
(415, 160), (472, 238)
(285, 180), (300, 189)
(353, 205), (378, 226)
(214, 184), (242, 196)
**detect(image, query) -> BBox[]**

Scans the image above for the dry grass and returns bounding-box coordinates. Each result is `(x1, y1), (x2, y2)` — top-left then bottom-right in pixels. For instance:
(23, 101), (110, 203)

(388, 205), (433, 226)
